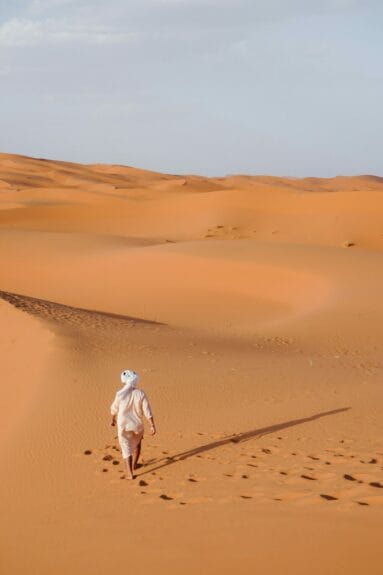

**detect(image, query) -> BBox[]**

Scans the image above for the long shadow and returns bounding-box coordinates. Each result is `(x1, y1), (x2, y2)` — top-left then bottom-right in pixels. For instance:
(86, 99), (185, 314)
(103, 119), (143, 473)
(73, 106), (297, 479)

(141, 407), (350, 476)
(0, 289), (165, 326)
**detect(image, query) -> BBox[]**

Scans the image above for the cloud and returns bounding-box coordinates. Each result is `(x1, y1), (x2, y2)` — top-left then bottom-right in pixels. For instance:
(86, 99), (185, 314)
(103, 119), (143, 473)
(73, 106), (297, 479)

(2, 0), (379, 50)
(28, 0), (77, 10)
(0, 17), (137, 47)
(17, 0), (380, 28)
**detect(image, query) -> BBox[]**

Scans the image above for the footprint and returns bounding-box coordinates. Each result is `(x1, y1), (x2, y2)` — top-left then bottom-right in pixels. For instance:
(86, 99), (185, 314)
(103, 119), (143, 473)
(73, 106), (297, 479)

(240, 495), (252, 499)
(308, 455), (320, 461)
(279, 471), (288, 476)
(344, 474), (357, 481)
(356, 501), (369, 506)
(369, 482), (383, 488)
(241, 475), (248, 479)
(84, 450), (92, 455)
(301, 475), (317, 481)
(102, 468), (108, 473)
(320, 494), (338, 501)
(112, 460), (120, 465)
(159, 494), (173, 501)
(369, 458), (378, 464)
(139, 480), (148, 487)
(188, 478), (198, 483)
(103, 455), (113, 461)
(262, 449), (271, 454)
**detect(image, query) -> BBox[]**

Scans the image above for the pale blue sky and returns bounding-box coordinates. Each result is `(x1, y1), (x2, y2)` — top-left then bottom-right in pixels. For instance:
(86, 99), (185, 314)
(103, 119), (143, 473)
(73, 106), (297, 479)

(0, 0), (382, 176)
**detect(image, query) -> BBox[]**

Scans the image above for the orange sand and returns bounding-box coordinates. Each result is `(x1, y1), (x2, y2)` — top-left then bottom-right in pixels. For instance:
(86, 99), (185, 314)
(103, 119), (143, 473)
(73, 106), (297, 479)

(1, 153), (383, 574)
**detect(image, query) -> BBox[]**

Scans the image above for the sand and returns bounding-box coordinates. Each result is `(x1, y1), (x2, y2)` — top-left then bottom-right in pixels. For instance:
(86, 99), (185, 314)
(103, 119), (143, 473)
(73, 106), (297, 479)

(0, 152), (383, 574)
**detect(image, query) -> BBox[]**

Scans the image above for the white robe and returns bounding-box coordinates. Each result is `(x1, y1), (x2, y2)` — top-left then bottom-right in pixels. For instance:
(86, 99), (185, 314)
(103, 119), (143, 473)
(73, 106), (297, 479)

(110, 387), (153, 458)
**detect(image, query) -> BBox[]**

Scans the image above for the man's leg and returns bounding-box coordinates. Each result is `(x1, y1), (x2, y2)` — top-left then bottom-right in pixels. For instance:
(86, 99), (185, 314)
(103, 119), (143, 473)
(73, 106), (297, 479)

(133, 441), (142, 470)
(124, 455), (135, 480)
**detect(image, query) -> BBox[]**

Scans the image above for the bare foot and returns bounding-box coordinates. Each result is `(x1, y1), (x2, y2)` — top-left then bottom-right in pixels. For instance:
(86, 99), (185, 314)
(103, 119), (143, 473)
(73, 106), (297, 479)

(126, 474), (135, 481)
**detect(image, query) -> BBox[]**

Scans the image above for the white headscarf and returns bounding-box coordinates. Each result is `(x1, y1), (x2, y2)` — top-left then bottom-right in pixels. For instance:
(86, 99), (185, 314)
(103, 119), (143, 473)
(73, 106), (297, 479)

(120, 369), (139, 390)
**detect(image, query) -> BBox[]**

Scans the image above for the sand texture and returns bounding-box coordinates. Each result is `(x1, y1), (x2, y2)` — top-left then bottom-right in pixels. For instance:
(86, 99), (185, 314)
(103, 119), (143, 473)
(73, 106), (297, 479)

(1, 153), (383, 574)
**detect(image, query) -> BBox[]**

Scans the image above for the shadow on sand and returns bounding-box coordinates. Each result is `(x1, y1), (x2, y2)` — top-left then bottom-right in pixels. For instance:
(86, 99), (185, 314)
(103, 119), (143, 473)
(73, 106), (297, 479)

(142, 407), (350, 475)
(0, 289), (164, 326)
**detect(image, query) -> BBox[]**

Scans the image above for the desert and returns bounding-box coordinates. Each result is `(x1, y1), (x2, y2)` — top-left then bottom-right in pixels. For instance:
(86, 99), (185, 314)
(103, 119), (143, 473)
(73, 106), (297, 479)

(0, 152), (382, 574)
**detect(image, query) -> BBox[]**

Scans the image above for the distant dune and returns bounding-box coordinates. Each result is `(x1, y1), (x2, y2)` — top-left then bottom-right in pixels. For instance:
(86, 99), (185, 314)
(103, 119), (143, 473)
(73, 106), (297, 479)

(1, 153), (382, 575)
(1, 153), (383, 251)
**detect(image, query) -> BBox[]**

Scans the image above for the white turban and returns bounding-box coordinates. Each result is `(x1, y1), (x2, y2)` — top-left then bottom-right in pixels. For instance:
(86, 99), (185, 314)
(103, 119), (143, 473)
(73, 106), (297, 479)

(120, 369), (139, 390)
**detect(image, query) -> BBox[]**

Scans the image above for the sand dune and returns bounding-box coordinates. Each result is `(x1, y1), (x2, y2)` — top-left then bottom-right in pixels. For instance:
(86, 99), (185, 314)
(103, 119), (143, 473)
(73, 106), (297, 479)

(1, 152), (383, 249)
(1, 153), (382, 574)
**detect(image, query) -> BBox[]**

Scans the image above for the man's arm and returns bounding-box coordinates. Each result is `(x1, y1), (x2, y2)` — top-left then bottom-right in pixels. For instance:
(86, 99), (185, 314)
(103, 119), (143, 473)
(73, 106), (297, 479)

(148, 416), (156, 435)
(110, 395), (119, 426)
(142, 393), (156, 435)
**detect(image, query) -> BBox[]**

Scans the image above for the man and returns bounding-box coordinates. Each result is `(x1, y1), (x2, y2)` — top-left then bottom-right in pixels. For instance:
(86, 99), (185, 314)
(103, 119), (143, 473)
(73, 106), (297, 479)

(111, 370), (156, 480)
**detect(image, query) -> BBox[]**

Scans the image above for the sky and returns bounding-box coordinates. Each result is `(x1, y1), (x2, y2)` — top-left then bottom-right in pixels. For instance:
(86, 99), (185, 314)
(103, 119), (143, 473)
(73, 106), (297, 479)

(0, 0), (382, 176)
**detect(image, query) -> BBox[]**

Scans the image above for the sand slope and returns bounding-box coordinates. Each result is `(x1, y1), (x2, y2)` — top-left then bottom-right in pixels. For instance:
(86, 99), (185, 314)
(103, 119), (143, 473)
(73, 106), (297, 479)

(0, 153), (383, 575)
